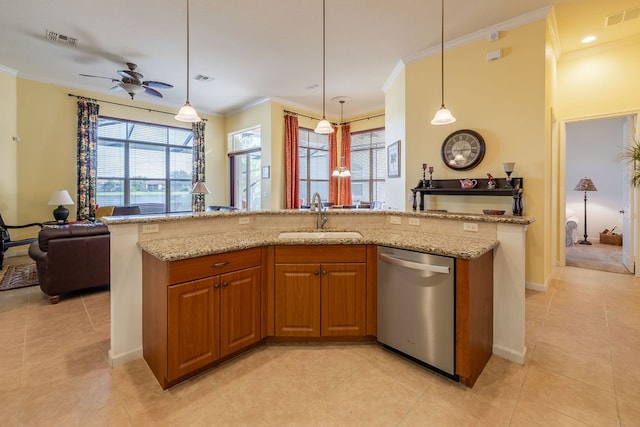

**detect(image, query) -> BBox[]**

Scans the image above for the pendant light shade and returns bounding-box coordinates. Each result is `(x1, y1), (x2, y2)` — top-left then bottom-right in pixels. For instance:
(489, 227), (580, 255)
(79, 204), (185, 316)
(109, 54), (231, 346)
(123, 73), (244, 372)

(332, 99), (350, 176)
(176, 0), (201, 123)
(431, 0), (456, 126)
(314, 0), (334, 135)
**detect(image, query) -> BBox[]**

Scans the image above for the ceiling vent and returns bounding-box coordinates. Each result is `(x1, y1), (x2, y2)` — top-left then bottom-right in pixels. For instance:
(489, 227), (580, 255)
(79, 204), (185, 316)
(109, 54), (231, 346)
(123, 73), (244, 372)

(45, 30), (77, 46)
(194, 74), (214, 82)
(605, 7), (640, 27)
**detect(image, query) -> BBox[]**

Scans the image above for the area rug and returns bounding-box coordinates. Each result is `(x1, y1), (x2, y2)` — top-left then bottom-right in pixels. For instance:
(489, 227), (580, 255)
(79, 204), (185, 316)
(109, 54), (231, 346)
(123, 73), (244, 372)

(566, 242), (631, 274)
(0, 263), (39, 291)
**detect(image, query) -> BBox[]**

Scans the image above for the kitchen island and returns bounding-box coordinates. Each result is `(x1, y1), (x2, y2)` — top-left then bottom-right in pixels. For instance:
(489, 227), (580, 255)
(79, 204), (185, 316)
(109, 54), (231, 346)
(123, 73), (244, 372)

(103, 209), (533, 374)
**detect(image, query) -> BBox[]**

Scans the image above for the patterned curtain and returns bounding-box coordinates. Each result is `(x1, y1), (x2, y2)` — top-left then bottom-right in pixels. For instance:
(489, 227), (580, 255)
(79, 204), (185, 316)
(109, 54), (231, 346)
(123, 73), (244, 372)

(192, 120), (206, 212)
(76, 98), (100, 220)
(284, 114), (300, 209)
(340, 124), (352, 205)
(328, 127), (338, 203)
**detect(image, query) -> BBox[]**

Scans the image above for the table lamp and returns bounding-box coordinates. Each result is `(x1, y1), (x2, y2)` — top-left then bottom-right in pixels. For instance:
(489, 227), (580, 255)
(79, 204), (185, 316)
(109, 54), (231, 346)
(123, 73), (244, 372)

(574, 177), (597, 245)
(192, 181), (211, 213)
(48, 190), (74, 224)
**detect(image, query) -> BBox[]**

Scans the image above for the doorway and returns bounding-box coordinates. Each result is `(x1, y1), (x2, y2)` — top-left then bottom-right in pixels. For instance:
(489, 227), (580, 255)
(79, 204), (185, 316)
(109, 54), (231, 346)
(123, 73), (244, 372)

(563, 115), (636, 274)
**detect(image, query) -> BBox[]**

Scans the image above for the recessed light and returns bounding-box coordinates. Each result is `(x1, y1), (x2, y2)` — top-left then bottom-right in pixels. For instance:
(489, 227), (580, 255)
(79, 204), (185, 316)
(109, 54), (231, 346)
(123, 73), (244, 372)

(581, 35), (597, 44)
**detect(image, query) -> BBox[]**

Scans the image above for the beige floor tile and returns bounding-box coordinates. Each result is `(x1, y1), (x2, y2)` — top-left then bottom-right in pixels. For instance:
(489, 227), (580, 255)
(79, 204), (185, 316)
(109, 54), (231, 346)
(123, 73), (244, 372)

(510, 400), (590, 426)
(519, 365), (618, 426)
(531, 341), (614, 391)
(618, 395), (640, 427)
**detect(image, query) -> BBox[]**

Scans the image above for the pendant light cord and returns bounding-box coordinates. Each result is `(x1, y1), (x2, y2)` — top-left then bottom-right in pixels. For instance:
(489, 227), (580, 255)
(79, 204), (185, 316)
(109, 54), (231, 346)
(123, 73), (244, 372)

(186, 0), (191, 103)
(322, 0), (327, 119)
(440, 0), (445, 108)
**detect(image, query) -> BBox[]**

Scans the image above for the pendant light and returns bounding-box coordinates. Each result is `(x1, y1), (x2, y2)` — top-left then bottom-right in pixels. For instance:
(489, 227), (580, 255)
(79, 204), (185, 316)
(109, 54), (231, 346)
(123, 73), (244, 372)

(332, 99), (350, 177)
(431, 0), (456, 125)
(314, 0), (334, 134)
(175, 0), (201, 123)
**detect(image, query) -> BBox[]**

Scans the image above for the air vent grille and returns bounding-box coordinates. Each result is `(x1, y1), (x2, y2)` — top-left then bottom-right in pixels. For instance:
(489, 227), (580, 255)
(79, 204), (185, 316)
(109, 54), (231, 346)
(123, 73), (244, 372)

(45, 30), (77, 46)
(194, 74), (214, 82)
(605, 7), (640, 27)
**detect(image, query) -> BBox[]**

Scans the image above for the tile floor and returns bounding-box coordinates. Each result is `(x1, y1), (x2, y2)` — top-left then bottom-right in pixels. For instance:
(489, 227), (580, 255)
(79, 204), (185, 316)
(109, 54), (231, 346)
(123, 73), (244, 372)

(1, 255), (639, 426)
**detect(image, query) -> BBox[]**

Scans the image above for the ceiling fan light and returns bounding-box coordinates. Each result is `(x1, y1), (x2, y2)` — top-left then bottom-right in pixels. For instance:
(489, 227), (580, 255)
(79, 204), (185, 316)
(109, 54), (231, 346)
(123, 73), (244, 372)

(119, 82), (144, 94)
(314, 118), (334, 134)
(431, 106), (456, 125)
(175, 101), (201, 122)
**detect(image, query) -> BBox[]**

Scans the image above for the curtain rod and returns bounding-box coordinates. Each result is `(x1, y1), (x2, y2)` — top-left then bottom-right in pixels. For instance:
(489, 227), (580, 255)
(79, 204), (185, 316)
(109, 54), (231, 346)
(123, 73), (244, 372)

(67, 93), (207, 121)
(284, 109), (383, 126)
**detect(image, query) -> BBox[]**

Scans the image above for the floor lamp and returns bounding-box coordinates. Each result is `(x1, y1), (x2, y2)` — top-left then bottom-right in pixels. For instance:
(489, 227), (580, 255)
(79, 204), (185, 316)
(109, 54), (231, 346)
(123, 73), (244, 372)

(574, 177), (597, 245)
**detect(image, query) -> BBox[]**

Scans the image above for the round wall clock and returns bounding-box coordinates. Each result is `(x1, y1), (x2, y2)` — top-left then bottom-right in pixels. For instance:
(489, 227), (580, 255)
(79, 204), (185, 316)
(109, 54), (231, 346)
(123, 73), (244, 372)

(440, 129), (486, 171)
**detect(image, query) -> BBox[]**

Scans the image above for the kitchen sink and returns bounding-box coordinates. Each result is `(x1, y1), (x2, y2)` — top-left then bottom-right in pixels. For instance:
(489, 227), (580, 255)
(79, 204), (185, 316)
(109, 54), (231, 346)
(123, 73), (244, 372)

(277, 231), (363, 240)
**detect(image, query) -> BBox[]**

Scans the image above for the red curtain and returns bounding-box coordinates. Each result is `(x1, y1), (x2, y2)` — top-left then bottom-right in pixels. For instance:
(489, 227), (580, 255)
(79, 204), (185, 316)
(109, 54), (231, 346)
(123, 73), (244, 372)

(284, 115), (300, 209)
(328, 126), (338, 204)
(339, 124), (352, 205)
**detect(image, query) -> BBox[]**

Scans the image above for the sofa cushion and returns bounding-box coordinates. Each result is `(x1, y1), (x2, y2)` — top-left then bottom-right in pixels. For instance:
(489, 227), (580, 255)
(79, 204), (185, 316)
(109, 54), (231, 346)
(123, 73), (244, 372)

(38, 223), (109, 252)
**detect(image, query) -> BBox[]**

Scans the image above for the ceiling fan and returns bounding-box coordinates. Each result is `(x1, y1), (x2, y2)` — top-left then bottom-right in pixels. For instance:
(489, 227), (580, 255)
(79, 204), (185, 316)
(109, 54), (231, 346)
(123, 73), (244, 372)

(79, 62), (173, 99)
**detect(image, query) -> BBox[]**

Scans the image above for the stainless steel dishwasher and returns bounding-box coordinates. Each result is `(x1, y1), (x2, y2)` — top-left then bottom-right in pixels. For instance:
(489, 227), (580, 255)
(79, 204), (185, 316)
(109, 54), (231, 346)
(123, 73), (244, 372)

(377, 246), (457, 378)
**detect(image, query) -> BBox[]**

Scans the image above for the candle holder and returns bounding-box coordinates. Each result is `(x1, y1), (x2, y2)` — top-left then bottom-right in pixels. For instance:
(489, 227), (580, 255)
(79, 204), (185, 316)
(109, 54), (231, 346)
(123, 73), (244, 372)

(420, 163), (428, 188)
(503, 162), (515, 188)
(428, 166), (435, 189)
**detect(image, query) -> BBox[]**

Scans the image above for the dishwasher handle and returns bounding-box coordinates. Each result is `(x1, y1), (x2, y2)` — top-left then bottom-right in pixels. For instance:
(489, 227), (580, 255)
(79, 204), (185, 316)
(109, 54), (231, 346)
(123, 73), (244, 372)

(379, 253), (450, 274)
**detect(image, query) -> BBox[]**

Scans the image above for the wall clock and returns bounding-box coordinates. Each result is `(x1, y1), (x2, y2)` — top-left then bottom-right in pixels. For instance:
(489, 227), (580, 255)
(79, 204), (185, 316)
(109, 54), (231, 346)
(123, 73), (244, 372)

(440, 129), (486, 171)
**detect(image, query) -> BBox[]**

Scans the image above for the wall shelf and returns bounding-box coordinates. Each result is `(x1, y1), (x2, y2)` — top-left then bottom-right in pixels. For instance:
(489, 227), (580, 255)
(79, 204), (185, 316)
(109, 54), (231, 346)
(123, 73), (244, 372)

(411, 178), (524, 213)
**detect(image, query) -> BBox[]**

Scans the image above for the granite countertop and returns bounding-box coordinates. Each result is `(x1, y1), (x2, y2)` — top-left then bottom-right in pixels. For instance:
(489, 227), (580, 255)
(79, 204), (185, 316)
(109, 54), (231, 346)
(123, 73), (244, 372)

(138, 228), (499, 262)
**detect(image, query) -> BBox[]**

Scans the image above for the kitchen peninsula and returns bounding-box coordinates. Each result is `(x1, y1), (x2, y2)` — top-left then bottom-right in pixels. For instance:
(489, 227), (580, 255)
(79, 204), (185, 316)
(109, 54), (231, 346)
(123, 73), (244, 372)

(103, 209), (533, 381)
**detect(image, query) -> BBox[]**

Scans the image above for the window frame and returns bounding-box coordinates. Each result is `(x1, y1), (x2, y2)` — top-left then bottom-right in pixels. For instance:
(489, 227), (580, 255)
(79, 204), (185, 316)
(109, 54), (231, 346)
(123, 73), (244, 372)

(298, 127), (330, 205)
(349, 127), (386, 203)
(96, 116), (194, 214)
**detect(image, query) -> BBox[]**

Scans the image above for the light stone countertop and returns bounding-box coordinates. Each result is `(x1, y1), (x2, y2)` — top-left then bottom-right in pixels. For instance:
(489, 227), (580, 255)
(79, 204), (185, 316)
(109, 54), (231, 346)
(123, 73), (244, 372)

(138, 228), (499, 262)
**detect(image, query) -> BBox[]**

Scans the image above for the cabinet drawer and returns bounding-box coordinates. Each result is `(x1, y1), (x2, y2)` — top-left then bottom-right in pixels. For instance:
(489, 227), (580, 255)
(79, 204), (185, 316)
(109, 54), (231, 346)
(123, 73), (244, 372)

(167, 247), (261, 284)
(275, 245), (366, 264)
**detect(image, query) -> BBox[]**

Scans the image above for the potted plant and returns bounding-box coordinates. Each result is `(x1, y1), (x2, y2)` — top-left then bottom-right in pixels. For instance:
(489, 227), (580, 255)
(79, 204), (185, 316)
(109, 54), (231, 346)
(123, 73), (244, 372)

(618, 137), (640, 187)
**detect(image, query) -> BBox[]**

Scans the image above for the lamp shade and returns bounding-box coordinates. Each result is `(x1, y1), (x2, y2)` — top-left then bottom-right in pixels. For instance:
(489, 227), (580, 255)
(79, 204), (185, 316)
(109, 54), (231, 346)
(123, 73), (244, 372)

(574, 178), (597, 192)
(314, 118), (334, 134)
(48, 190), (74, 206)
(175, 102), (201, 123)
(431, 106), (456, 125)
(192, 181), (211, 194)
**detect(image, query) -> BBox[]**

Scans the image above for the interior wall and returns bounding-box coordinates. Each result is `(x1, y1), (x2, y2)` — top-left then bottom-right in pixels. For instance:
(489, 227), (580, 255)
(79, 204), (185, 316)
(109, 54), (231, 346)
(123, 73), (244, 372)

(566, 117), (626, 241)
(396, 19), (548, 287)
(0, 67), (18, 225)
(15, 78), (225, 224)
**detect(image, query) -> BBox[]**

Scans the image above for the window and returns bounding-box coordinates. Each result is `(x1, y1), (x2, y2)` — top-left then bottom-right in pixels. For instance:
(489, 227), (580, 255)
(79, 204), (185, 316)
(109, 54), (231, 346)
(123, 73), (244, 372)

(299, 128), (330, 206)
(229, 126), (261, 210)
(350, 128), (386, 203)
(97, 117), (193, 214)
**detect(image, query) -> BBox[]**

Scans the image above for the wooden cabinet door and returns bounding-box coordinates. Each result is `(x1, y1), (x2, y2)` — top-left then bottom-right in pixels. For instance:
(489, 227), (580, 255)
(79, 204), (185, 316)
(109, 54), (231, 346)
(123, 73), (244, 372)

(321, 263), (366, 336)
(220, 266), (261, 357)
(167, 277), (220, 382)
(275, 264), (321, 337)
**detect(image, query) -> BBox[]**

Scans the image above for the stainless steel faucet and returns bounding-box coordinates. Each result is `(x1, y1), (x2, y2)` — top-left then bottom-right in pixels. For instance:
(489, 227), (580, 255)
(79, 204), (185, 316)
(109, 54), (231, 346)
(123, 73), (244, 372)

(311, 192), (328, 229)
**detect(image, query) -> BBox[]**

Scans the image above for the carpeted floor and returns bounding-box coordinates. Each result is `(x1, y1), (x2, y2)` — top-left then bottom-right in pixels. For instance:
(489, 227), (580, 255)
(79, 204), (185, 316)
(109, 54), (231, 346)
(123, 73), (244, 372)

(0, 262), (39, 291)
(566, 241), (631, 274)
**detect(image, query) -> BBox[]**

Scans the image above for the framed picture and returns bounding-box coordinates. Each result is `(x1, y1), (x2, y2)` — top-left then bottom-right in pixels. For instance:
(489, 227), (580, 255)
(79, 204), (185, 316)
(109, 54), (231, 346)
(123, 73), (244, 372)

(387, 140), (401, 178)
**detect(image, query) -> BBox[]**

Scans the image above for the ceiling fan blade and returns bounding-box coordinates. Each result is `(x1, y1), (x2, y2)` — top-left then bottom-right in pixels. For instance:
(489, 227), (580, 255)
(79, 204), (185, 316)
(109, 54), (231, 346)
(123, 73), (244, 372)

(143, 80), (173, 89)
(109, 85), (123, 92)
(79, 73), (119, 82)
(143, 86), (163, 98)
(118, 69), (143, 80)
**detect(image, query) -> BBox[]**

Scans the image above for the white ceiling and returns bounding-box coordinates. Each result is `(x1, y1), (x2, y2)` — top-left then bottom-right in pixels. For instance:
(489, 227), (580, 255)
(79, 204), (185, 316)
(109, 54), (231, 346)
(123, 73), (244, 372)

(1, 0), (639, 119)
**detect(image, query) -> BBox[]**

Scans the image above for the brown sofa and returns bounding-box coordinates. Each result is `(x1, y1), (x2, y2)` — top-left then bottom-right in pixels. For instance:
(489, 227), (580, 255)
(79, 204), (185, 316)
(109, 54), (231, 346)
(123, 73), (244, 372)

(28, 223), (110, 304)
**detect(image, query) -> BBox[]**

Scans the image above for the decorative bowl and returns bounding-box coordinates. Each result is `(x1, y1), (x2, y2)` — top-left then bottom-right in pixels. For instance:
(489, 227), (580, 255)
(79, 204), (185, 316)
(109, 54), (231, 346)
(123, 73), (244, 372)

(483, 209), (505, 215)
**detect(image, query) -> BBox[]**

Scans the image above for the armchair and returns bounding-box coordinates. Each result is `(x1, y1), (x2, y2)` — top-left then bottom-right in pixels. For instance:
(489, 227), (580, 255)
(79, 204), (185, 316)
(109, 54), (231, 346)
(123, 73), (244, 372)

(1, 213), (42, 270)
(28, 223), (110, 303)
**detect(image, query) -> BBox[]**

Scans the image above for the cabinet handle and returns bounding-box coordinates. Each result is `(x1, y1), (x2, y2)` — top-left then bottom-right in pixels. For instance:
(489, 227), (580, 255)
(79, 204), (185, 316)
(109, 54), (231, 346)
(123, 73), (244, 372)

(212, 261), (229, 268)
(214, 283), (220, 289)
(314, 271), (319, 276)
(322, 270), (327, 275)
(222, 282), (229, 287)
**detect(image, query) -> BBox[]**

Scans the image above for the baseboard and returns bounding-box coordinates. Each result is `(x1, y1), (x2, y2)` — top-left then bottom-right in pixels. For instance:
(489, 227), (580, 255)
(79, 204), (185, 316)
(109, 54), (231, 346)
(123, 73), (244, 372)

(493, 344), (526, 365)
(526, 280), (548, 292)
(109, 347), (143, 368)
